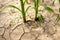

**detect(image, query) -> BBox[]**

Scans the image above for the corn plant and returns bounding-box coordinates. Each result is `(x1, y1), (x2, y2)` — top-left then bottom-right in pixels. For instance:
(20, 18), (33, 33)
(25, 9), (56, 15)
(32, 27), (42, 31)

(34, 0), (38, 20)
(34, 0), (43, 22)
(43, 5), (54, 13)
(41, 0), (54, 14)
(37, 13), (43, 22)
(2, 0), (31, 23)
(34, 0), (54, 22)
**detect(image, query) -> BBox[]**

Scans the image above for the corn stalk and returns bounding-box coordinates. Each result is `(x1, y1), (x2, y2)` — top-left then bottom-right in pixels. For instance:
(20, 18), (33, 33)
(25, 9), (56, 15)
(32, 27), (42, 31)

(1, 0), (31, 23)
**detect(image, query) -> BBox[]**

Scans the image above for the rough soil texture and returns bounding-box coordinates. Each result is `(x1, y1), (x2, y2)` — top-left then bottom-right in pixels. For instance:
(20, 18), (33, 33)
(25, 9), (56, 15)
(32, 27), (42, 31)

(0, 0), (60, 40)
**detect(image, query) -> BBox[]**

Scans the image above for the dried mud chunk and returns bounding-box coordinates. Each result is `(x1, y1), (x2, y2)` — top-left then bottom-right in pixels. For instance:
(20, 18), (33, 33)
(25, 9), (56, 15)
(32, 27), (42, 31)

(44, 25), (57, 35)
(37, 34), (54, 40)
(0, 36), (5, 40)
(10, 25), (24, 40)
(0, 28), (4, 36)
(21, 33), (35, 40)
(3, 29), (10, 40)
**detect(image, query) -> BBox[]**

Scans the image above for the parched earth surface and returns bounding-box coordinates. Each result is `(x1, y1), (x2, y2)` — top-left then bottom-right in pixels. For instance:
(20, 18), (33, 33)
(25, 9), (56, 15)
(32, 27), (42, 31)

(0, 0), (60, 40)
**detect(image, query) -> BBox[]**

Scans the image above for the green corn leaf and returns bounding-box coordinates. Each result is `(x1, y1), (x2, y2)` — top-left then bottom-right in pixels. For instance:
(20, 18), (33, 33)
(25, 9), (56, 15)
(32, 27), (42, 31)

(34, 0), (39, 20)
(44, 5), (54, 13)
(59, 0), (60, 3)
(32, 6), (35, 9)
(34, 0), (37, 9)
(32, 6), (39, 10)
(20, 0), (27, 23)
(2, 5), (21, 12)
(57, 15), (60, 22)
(59, 8), (60, 12)
(37, 14), (43, 22)
(25, 6), (31, 13)
(23, 0), (26, 5)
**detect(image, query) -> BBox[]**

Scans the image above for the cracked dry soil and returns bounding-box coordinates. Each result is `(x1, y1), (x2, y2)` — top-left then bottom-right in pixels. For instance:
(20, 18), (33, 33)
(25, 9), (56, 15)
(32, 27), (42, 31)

(0, 0), (60, 40)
